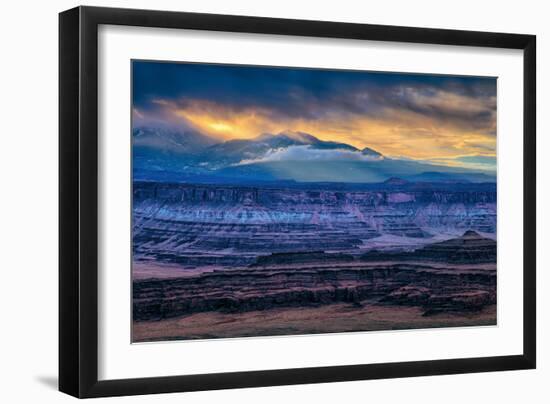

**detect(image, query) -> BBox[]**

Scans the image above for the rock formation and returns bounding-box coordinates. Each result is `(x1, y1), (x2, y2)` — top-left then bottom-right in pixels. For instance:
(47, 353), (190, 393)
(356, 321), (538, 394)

(133, 182), (496, 268)
(361, 230), (496, 264)
(133, 231), (497, 322)
(133, 261), (496, 321)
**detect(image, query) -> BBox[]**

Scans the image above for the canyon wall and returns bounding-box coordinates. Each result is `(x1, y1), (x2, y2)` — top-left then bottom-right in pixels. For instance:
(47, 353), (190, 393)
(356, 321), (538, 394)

(133, 181), (497, 268)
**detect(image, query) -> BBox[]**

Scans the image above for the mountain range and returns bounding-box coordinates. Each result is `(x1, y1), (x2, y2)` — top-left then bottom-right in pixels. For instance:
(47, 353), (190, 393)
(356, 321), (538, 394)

(132, 126), (496, 184)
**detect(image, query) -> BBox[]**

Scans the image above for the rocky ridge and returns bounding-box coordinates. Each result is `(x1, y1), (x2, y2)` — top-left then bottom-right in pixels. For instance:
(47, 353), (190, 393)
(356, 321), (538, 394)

(133, 231), (496, 322)
(133, 261), (496, 321)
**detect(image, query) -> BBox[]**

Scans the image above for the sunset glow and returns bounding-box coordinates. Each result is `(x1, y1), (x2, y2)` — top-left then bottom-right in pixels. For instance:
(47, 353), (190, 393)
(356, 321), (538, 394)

(133, 61), (496, 170)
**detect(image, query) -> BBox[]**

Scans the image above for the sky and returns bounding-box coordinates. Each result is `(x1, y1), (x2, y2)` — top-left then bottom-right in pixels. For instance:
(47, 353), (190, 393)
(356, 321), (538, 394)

(132, 60), (497, 171)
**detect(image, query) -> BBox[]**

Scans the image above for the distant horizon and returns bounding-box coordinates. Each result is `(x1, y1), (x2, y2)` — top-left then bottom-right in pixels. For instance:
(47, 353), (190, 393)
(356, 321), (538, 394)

(132, 167), (497, 185)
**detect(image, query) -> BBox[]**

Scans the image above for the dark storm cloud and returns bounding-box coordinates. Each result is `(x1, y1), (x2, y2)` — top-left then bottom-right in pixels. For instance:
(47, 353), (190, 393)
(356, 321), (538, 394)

(132, 60), (496, 132)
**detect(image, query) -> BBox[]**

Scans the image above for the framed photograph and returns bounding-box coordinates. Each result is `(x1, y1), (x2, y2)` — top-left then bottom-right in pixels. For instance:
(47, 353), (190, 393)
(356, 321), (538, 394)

(59, 6), (536, 398)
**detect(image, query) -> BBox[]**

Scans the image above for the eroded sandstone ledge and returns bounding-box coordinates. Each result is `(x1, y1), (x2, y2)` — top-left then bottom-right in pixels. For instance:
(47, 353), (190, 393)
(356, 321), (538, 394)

(133, 261), (495, 321)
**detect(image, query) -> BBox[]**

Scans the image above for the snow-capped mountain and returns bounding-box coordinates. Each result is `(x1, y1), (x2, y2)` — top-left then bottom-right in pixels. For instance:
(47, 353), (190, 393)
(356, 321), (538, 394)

(197, 131), (364, 169)
(133, 126), (217, 153)
(362, 147), (383, 158)
(132, 127), (495, 184)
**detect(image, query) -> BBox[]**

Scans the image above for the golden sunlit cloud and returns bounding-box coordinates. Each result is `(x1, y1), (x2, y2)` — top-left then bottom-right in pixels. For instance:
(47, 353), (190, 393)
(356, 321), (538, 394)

(150, 94), (495, 167)
(207, 122), (234, 133)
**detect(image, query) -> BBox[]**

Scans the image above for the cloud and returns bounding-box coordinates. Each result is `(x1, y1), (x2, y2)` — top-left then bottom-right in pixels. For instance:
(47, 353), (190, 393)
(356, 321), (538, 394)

(236, 145), (382, 165)
(150, 82), (496, 138)
(132, 61), (497, 162)
(380, 87), (496, 134)
(133, 62), (496, 131)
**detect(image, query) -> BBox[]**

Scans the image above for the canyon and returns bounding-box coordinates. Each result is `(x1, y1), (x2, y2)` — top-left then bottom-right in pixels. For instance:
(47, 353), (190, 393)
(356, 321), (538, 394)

(132, 181), (497, 341)
(133, 181), (496, 268)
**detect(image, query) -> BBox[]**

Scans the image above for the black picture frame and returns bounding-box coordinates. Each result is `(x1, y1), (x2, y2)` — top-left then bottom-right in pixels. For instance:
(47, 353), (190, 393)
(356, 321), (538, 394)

(59, 6), (536, 398)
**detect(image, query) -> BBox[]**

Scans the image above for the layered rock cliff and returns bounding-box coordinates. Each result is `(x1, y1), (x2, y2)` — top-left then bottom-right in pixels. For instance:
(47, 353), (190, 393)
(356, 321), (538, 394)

(133, 182), (496, 268)
(133, 261), (496, 321)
